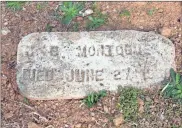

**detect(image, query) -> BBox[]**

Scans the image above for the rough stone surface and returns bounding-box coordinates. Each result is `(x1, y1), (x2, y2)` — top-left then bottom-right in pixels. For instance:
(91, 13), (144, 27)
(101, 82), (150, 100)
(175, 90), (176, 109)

(17, 31), (175, 100)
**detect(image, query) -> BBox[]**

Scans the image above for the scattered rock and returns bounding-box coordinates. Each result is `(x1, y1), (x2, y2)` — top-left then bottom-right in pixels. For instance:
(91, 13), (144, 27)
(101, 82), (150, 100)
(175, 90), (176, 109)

(90, 112), (95, 116)
(160, 112), (165, 120)
(88, 124), (92, 128)
(139, 26), (144, 29)
(158, 9), (163, 13)
(45, 125), (54, 128)
(145, 96), (152, 102)
(149, 105), (155, 109)
(74, 123), (82, 128)
(103, 106), (109, 113)
(82, 9), (93, 17)
(15, 13), (21, 18)
(22, 7), (26, 11)
(91, 117), (95, 121)
(4, 22), (8, 26)
(28, 122), (42, 128)
(138, 98), (144, 113)
(64, 124), (70, 128)
(1, 74), (8, 85)
(160, 27), (172, 37)
(113, 114), (124, 127)
(1, 27), (11, 35)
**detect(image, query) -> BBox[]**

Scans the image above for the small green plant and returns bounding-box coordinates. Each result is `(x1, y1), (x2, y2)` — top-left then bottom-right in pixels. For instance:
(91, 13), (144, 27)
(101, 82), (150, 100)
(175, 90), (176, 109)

(36, 2), (47, 11)
(45, 23), (53, 32)
(118, 87), (141, 121)
(23, 97), (29, 104)
(6, 1), (26, 11)
(120, 10), (131, 17)
(83, 90), (107, 108)
(147, 8), (156, 16)
(86, 12), (107, 30)
(59, 2), (84, 25)
(36, 3), (43, 10)
(161, 68), (182, 100)
(86, 3), (107, 30)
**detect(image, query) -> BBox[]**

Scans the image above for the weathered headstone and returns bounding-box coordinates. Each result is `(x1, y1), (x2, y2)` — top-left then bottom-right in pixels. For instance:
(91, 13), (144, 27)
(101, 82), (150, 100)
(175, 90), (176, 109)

(17, 31), (175, 100)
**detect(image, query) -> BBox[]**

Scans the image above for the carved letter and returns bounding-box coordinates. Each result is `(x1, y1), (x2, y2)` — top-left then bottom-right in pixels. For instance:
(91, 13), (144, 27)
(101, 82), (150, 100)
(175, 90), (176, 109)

(77, 46), (87, 57)
(96, 69), (104, 81)
(50, 46), (59, 57)
(75, 69), (85, 82)
(88, 46), (95, 56)
(132, 44), (142, 55)
(37, 69), (45, 81)
(23, 69), (36, 81)
(105, 45), (113, 56)
(116, 45), (124, 56)
(45, 69), (54, 81)
(97, 45), (104, 56)
(65, 69), (74, 82)
(125, 44), (132, 55)
(85, 69), (95, 82)
(113, 70), (121, 80)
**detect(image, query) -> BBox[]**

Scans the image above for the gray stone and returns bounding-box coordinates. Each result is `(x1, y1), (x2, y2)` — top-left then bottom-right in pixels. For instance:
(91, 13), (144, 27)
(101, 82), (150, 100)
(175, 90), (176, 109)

(17, 30), (175, 100)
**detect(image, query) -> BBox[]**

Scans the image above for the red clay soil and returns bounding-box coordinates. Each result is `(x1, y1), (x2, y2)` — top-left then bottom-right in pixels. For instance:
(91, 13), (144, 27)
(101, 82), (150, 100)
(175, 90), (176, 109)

(1, 2), (182, 128)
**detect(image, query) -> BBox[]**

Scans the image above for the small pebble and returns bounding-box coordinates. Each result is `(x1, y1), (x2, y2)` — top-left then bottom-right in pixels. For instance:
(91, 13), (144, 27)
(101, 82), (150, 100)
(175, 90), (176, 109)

(90, 112), (95, 116)
(1, 27), (11, 35)
(113, 114), (124, 127)
(75, 123), (82, 128)
(82, 9), (93, 17)
(158, 9), (163, 13)
(160, 27), (172, 37)
(4, 22), (8, 26)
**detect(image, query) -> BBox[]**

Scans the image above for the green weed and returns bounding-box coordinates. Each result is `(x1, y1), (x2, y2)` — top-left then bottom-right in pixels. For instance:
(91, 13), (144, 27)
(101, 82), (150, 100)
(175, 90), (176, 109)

(36, 2), (47, 11)
(147, 8), (156, 16)
(86, 12), (107, 30)
(23, 97), (29, 104)
(83, 90), (107, 108)
(45, 23), (53, 32)
(6, 1), (26, 11)
(118, 87), (141, 121)
(59, 2), (84, 25)
(91, 2), (97, 11)
(161, 68), (182, 101)
(120, 10), (131, 17)
(86, 3), (107, 30)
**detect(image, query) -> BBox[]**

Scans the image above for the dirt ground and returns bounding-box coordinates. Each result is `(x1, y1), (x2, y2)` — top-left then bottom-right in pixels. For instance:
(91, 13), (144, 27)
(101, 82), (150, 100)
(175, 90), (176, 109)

(1, 2), (182, 128)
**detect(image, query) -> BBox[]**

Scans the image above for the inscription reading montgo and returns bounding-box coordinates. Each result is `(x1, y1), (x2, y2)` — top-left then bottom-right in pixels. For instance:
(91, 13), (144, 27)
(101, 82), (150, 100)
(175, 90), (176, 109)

(17, 31), (175, 100)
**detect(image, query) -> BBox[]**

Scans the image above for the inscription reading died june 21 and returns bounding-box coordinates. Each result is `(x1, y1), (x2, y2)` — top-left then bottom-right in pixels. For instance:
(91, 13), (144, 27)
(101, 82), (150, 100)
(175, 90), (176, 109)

(17, 31), (175, 100)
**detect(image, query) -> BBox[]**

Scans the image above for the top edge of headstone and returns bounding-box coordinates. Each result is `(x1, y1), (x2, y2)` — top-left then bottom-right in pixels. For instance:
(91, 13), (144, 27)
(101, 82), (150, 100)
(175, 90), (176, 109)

(19, 30), (173, 45)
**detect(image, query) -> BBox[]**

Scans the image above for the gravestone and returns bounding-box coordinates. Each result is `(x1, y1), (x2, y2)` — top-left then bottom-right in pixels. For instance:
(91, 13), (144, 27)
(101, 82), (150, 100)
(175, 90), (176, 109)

(17, 31), (175, 100)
